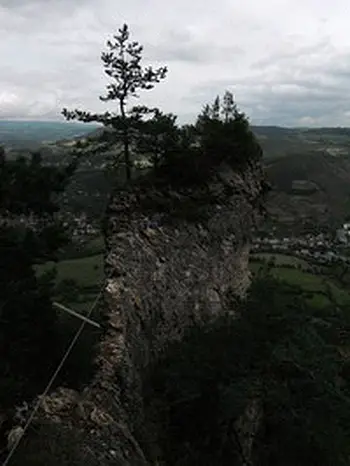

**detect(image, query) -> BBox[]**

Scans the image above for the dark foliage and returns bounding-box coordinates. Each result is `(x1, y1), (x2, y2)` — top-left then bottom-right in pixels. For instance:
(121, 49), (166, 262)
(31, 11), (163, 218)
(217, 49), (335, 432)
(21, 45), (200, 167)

(195, 91), (262, 168)
(9, 422), (98, 466)
(135, 108), (179, 170)
(154, 91), (262, 191)
(143, 274), (350, 466)
(0, 148), (77, 413)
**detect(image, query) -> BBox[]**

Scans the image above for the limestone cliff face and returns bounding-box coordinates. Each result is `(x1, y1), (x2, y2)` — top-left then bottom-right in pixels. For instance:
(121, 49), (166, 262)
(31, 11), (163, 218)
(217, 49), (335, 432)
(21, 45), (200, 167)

(23, 160), (266, 465)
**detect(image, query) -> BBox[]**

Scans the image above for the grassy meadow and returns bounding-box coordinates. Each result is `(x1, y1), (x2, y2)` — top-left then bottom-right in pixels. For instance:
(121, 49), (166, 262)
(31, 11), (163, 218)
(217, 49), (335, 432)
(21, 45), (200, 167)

(250, 256), (350, 308)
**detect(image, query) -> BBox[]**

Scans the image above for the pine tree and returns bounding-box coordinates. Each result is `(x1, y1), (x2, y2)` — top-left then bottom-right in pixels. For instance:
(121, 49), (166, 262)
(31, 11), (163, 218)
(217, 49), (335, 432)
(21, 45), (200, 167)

(211, 95), (220, 120)
(222, 90), (236, 122)
(62, 23), (168, 181)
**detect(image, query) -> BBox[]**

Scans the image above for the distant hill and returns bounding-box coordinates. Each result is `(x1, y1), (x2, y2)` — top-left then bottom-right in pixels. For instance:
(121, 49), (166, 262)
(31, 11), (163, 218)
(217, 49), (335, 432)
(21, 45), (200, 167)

(3, 120), (350, 233)
(0, 120), (101, 150)
(265, 151), (350, 233)
(1, 120), (350, 160)
(251, 126), (350, 160)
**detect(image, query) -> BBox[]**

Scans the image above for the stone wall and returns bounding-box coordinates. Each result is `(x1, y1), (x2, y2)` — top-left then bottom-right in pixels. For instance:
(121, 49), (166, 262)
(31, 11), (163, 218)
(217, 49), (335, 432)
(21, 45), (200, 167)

(15, 160), (266, 465)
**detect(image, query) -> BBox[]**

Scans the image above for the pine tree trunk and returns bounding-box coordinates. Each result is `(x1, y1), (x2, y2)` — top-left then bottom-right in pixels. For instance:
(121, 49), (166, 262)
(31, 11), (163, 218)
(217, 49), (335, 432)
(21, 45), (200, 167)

(120, 98), (131, 182)
(124, 131), (131, 181)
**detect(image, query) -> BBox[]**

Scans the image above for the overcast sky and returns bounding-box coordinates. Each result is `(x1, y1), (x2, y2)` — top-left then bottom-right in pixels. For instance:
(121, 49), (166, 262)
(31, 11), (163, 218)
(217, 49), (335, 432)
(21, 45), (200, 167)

(1, 0), (350, 127)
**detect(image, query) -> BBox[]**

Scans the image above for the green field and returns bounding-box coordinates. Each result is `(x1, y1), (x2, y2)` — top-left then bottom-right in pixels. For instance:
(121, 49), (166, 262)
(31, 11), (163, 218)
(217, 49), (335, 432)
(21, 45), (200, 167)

(36, 253), (104, 316)
(250, 260), (350, 307)
(37, 254), (104, 287)
(59, 235), (105, 260)
(251, 253), (309, 268)
(85, 236), (104, 255)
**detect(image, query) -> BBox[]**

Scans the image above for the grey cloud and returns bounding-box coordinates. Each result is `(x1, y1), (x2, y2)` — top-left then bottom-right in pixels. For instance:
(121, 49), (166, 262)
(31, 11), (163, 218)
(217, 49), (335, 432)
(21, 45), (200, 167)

(1, 0), (350, 126)
(145, 29), (242, 64)
(0, 0), (93, 9)
(185, 45), (350, 128)
(251, 38), (333, 69)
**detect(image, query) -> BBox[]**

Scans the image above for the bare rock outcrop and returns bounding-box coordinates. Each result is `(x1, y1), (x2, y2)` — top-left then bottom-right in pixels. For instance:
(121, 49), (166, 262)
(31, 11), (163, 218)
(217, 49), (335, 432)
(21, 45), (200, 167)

(14, 160), (266, 465)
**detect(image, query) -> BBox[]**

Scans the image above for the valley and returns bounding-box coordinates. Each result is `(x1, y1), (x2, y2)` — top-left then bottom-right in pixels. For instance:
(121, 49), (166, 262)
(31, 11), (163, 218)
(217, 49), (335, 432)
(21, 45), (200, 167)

(3, 120), (350, 319)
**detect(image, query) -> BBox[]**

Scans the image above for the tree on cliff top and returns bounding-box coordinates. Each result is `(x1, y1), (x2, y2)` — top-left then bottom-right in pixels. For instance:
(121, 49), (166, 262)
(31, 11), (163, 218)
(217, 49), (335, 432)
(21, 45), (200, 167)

(196, 90), (262, 167)
(62, 23), (168, 181)
(155, 91), (263, 190)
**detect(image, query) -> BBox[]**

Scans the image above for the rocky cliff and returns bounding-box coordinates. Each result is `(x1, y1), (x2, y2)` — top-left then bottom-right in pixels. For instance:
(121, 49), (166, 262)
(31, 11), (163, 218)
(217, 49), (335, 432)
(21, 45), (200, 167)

(12, 159), (266, 465)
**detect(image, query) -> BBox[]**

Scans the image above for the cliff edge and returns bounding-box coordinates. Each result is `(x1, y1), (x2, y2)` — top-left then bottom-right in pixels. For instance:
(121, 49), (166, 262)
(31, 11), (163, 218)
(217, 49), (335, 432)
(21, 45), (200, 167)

(12, 158), (266, 465)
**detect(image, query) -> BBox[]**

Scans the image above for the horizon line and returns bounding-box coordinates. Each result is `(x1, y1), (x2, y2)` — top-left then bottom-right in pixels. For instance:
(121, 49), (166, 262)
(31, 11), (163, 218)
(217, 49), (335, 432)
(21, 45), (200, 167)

(1, 118), (350, 130)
